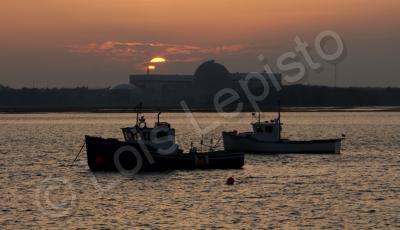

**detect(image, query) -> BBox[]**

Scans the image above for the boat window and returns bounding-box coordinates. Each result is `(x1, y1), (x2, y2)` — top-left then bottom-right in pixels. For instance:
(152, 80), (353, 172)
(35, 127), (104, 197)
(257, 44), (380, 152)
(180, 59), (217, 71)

(255, 125), (263, 132)
(156, 131), (168, 138)
(264, 126), (273, 133)
(143, 132), (150, 140)
(134, 133), (141, 140)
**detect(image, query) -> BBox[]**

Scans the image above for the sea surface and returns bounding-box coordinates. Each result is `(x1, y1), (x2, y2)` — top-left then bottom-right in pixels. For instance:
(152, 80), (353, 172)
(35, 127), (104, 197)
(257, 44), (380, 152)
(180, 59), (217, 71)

(0, 112), (399, 229)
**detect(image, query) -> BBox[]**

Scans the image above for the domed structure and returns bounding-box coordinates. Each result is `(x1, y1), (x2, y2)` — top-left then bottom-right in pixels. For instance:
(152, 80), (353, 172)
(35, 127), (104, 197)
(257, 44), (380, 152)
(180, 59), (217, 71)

(194, 60), (230, 85)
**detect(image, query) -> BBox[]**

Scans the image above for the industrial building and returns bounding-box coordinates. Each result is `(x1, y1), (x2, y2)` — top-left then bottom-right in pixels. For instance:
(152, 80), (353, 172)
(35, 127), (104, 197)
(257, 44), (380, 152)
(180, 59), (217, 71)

(109, 60), (282, 108)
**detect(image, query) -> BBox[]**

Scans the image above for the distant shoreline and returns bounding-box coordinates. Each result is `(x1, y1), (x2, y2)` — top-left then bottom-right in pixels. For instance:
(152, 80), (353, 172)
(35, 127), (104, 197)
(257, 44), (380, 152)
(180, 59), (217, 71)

(1, 106), (400, 114)
(2, 85), (400, 113)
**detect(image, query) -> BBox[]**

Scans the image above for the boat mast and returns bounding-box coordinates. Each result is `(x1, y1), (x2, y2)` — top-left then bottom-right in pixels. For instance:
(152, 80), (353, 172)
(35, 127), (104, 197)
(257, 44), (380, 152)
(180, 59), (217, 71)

(278, 101), (281, 140)
(136, 108), (139, 125)
(135, 102), (142, 125)
(157, 111), (162, 125)
(278, 101), (281, 123)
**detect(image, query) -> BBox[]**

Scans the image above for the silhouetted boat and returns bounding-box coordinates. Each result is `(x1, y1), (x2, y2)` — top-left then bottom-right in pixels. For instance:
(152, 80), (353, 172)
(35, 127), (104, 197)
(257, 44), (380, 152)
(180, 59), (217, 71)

(223, 105), (344, 154)
(85, 111), (244, 172)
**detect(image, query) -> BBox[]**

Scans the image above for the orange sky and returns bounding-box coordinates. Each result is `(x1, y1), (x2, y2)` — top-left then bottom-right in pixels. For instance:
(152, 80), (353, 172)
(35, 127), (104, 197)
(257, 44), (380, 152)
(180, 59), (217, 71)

(0, 0), (399, 87)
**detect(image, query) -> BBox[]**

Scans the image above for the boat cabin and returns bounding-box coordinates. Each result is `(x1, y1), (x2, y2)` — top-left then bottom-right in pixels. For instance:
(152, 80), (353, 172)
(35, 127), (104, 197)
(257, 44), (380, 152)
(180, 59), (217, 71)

(251, 118), (281, 142)
(121, 113), (178, 154)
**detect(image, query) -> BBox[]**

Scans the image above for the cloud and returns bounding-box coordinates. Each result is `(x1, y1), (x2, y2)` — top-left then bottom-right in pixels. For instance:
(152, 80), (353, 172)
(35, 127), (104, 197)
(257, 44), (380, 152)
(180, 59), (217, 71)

(67, 41), (245, 68)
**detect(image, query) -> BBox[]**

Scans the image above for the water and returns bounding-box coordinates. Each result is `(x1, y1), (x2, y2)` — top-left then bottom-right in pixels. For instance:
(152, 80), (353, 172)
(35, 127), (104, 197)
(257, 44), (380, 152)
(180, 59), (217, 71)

(0, 112), (399, 228)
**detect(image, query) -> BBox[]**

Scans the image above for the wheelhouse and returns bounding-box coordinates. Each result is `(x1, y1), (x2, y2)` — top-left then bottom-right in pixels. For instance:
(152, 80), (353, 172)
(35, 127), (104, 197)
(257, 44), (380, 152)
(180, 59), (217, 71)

(251, 119), (281, 142)
(121, 112), (178, 154)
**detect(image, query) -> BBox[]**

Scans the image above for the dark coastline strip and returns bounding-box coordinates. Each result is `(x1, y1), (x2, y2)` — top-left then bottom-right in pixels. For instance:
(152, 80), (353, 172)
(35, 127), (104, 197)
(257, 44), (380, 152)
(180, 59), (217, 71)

(1, 106), (400, 114)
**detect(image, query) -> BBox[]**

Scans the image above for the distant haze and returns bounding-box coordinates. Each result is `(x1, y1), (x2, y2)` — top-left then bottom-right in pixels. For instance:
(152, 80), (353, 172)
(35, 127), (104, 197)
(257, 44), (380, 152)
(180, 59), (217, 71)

(0, 0), (399, 88)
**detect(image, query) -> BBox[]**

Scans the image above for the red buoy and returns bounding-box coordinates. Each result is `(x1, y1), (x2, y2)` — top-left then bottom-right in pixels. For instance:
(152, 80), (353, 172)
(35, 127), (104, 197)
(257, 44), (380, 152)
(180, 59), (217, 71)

(226, 177), (235, 185)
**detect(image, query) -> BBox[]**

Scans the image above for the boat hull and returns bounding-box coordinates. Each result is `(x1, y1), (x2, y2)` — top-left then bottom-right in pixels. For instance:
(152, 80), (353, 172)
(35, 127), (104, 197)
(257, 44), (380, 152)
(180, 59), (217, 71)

(85, 135), (244, 172)
(222, 132), (342, 154)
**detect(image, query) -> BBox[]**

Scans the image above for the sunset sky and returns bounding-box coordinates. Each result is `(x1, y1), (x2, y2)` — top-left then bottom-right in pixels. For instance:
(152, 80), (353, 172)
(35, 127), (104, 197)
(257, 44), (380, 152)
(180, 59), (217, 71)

(0, 0), (399, 88)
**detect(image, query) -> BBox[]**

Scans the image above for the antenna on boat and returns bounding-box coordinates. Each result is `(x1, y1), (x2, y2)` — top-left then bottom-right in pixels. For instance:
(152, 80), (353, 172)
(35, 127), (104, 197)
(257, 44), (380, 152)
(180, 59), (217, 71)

(278, 100), (281, 123)
(157, 111), (162, 125)
(278, 100), (281, 140)
(200, 135), (204, 152)
(135, 102), (143, 125)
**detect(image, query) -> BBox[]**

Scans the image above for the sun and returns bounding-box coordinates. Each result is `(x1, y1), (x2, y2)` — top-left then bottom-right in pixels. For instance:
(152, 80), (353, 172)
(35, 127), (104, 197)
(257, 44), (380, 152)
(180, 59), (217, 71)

(150, 57), (166, 63)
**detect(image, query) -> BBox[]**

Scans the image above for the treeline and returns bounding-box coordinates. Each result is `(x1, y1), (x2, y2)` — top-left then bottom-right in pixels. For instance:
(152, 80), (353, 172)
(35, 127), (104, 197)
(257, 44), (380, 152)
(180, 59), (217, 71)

(0, 86), (108, 109)
(280, 85), (400, 107)
(0, 84), (400, 112)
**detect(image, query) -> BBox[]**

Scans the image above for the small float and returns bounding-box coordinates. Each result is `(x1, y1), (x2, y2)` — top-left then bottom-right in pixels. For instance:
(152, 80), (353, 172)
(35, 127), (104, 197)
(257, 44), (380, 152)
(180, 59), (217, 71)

(85, 111), (244, 173)
(223, 104), (344, 154)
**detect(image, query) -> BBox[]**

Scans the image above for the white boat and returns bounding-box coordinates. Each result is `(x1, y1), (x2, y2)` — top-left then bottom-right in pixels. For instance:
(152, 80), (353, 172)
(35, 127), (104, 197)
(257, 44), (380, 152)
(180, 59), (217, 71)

(222, 109), (344, 154)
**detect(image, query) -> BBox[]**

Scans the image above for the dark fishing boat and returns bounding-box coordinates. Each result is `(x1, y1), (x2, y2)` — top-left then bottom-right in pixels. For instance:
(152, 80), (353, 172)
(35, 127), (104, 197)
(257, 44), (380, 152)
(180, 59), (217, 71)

(85, 112), (244, 173)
